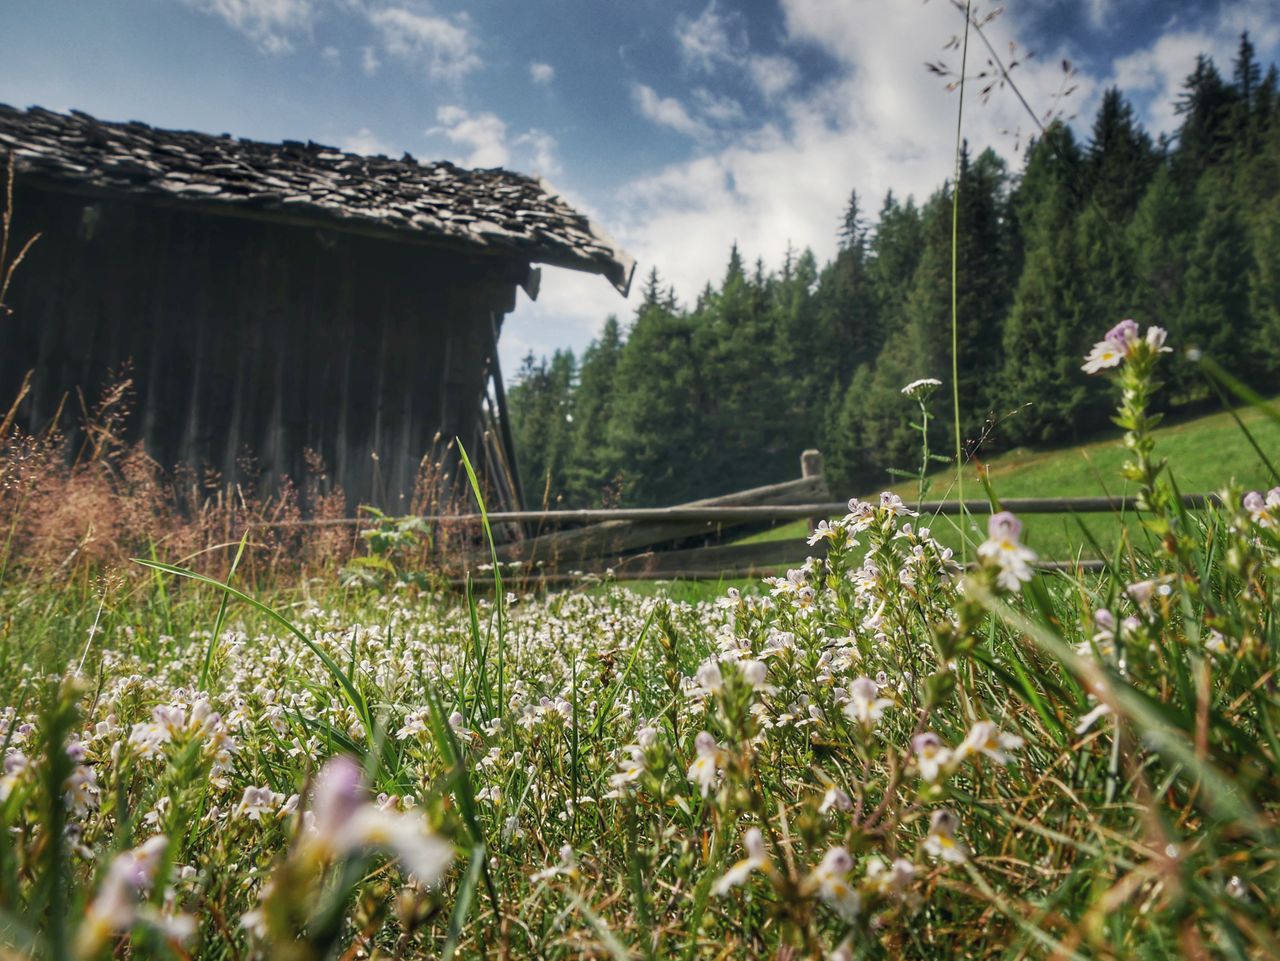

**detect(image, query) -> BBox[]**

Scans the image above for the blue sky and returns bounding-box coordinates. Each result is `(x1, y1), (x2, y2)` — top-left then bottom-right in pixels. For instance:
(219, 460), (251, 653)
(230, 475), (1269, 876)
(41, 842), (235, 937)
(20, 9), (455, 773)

(3, 0), (1279, 378)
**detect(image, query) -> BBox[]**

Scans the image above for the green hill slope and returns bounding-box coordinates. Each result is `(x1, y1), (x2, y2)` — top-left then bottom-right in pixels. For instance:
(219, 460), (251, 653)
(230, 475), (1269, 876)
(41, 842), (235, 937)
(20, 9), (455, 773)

(737, 398), (1280, 562)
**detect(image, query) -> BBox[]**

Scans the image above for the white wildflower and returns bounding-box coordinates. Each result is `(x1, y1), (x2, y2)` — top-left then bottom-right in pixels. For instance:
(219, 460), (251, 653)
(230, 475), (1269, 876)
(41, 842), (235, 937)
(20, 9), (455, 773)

(809, 847), (860, 921)
(807, 519), (841, 546)
(334, 806), (453, 884)
(901, 377), (942, 398)
(844, 677), (892, 730)
(955, 720), (1024, 765)
(531, 843), (579, 882)
(686, 731), (725, 797)
(76, 835), (175, 954)
(924, 810), (968, 863)
(863, 856), (915, 897)
(712, 828), (771, 895)
(234, 786), (284, 821)
(911, 732), (952, 783)
(879, 492), (917, 518)
(1074, 701), (1112, 734)
(1244, 487), (1280, 528)
(695, 659), (724, 695)
(977, 511), (1037, 591)
(818, 786), (852, 815)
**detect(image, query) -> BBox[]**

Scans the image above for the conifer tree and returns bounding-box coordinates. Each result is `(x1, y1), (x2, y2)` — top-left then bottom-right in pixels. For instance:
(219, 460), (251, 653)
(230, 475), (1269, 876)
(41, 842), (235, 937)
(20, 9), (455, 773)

(1086, 88), (1158, 220)
(815, 190), (880, 386)
(773, 247), (824, 446)
(508, 350), (576, 505)
(1251, 195), (1280, 374)
(1232, 32), (1263, 155)
(1000, 126), (1108, 442)
(565, 316), (624, 505)
(1129, 163), (1198, 335)
(869, 192), (924, 332)
(908, 146), (1014, 443)
(1178, 173), (1261, 386)
(1174, 55), (1239, 181)
(604, 284), (707, 505)
(824, 364), (877, 493)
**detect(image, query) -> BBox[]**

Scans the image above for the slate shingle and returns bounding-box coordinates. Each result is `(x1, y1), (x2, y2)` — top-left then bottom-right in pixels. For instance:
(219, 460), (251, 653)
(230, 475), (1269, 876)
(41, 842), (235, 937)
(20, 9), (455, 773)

(0, 104), (634, 293)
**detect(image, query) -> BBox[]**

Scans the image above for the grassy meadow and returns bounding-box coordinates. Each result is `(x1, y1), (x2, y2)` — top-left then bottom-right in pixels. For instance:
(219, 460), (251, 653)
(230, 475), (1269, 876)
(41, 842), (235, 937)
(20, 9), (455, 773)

(4, 4), (1280, 959)
(734, 396), (1280, 565)
(2, 327), (1280, 961)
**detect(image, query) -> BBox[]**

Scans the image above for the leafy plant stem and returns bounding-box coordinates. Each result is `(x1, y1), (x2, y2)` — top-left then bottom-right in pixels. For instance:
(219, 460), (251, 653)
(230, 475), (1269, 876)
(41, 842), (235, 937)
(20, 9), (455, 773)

(950, 0), (973, 562)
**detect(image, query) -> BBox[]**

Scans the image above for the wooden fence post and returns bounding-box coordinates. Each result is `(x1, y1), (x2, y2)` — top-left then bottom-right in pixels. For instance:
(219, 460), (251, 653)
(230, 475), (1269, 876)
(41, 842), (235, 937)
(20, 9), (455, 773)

(801, 449), (824, 539)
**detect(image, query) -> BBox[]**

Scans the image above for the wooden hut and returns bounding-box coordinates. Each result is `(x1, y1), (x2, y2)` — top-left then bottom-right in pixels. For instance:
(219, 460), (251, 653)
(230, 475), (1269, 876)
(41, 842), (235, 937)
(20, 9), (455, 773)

(0, 105), (633, 511)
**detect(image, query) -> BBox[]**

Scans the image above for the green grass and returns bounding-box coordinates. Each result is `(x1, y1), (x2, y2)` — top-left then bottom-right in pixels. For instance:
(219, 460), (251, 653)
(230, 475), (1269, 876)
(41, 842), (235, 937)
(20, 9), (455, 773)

(736, 397), (1280, 562)
(4, 358), (1280, 960)
(586, 576), (761, 603)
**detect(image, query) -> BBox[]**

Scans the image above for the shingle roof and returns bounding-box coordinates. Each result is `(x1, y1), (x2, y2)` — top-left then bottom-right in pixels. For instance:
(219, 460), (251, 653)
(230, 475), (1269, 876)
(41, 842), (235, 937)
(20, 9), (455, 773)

(0, 104), (634, 294)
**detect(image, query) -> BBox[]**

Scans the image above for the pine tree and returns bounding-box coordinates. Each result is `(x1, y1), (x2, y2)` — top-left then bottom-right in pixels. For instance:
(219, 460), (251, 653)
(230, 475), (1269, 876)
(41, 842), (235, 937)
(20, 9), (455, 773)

(773, 247), (824, 445)
(1178, 173), (1261, 387)
(908, 146), (1015, 444)
(508, 350), (577, 505)
(565, 316), (624, 505)
(604, 292), (708, 505)
(838, 189), (867, 255)
(1251, 194), (1280, 374)
(815, 191), (880, 385)
(1000, 126), (1110, 443)
(1173, 55), (1239, 181)
(869, 191), (924, 330)
(824, 364), (876, 493)
(1232, 32), (1263, 155)
(1129, 162), (1199, 335)
(1086, 88), (1159, 221)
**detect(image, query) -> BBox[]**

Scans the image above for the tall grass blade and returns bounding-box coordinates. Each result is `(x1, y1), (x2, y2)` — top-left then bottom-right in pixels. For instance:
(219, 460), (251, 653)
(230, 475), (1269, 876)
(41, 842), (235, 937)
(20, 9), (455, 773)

(457, 441), (507, 714)
(442, 844), (485, 961)
(199, 529), (250, 691)
(130, 558), (371, 746)
(976, 585), (1270, 837)
(949, 0), (974, 562)
(421, 679), (501, 916)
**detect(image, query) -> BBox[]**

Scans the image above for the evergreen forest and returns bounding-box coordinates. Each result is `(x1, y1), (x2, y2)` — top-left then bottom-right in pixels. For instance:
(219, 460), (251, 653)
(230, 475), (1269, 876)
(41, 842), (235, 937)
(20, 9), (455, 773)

(507, 36), (1280, 507)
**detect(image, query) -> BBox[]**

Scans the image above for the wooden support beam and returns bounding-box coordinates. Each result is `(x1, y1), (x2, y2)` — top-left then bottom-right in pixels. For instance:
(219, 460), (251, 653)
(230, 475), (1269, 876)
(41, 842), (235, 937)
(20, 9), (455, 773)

(490, 472), (831, 569)
(253, 493), (1223, 530)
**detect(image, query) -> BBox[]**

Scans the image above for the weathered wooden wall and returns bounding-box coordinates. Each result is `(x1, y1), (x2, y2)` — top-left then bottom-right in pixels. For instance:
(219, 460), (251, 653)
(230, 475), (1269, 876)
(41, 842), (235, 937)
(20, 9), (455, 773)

(1, 182), (522, 509)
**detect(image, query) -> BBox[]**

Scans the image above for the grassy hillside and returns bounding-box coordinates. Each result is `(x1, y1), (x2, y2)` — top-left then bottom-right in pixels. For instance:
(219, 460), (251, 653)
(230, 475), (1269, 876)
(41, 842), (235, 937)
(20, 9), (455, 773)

(735, 397), (1280, 563)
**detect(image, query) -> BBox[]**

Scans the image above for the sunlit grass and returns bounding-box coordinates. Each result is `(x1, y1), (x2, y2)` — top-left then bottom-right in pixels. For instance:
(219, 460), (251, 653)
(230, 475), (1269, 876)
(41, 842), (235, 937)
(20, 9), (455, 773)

(737, 396), (1280, 561)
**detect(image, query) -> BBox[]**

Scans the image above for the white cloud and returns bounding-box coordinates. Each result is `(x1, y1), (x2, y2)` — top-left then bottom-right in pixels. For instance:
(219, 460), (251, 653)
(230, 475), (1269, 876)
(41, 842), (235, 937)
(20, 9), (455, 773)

(506, 0), (1280, 374)
(360, 44), (381, 75)
(368, 6), (480, 81)
(182, 0), (314, 53)
(674, 2), (798, 100)
(429, 106), (561, 174)
(1086, 0), (1112, 31)
(514, 129), (560, 175)
(432, 105), (508, 167)
(631, 83), (707, 138)
(1108, 0), (1280, 136)
(506, 0), (1100, 368)
(747, 54), (799, 99)
(321, 44), (340, 66)
(692, 88), (744, 124)
(676, 1), (746, 72)
(529, 61), (555, 85)
(339, 126), (394, 156)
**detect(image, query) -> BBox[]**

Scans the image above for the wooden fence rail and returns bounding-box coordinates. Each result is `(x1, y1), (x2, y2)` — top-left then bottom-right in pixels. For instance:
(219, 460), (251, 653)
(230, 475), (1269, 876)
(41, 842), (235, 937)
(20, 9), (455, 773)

(255, 494), (1223, 529)
(248, 447), (1221, 583)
